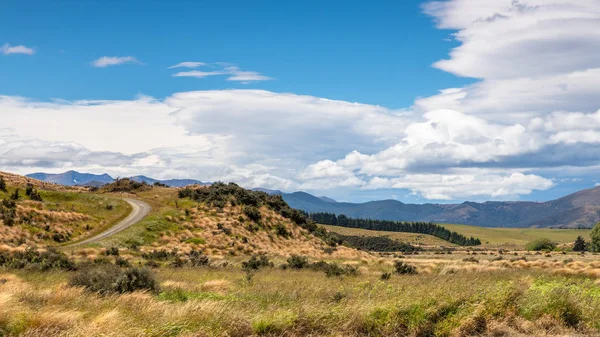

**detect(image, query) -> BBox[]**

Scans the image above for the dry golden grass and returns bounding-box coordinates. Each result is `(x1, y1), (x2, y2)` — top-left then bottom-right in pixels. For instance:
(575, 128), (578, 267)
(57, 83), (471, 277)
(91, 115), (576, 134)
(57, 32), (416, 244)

(2, 260), (600, 337)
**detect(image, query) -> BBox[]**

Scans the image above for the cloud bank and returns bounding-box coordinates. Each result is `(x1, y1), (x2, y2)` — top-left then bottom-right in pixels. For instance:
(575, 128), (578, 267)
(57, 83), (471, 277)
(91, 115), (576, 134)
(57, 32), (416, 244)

(3, 0), (600, 201)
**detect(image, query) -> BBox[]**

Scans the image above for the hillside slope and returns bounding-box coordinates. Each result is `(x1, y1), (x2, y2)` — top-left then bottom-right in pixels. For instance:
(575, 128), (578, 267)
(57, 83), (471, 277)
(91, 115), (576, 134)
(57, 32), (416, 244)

(0, 171), (130, 246)
(282, 188), (600, 228)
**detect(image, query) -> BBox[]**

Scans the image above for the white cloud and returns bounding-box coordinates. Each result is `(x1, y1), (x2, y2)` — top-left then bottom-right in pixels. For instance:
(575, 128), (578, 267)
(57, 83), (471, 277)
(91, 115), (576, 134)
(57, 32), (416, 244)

(3, 0), (600, 201)
(170, 63), (272, 83)
(168, 62), (206, 69)
(91, 56), (140, 67)
(1, 43), (35, 55)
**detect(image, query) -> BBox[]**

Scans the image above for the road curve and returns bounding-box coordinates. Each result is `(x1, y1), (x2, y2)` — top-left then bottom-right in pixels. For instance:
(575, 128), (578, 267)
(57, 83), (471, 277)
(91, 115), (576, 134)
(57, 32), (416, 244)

(68, 198), (151, 246)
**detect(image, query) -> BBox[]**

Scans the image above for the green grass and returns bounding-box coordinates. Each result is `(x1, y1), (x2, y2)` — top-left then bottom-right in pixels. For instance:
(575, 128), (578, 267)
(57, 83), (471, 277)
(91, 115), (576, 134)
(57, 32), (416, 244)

(0, 185), (130, 246)
(442, 224), (591, 249)
(321, 224), (454, 247)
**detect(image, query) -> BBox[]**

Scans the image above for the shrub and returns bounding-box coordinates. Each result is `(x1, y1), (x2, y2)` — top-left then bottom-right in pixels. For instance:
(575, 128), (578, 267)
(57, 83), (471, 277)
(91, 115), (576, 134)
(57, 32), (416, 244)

(189, 250), (210, 266)
(463, 257), (479, 263)
(573, 235), (586, 252)
(242, 255), (273, 270)
(70, 265), (159, 294)
(526, 238), (557, 251)
(394, 261), (417, 275)
(286, 255), (309, 269)
(243, 206), (261, 222)
(311, 261), (358, 277)
(0, 247), (76, 271)
(105, 247), (120, 256)
(10, 189), (19, 200)
(0, 176), (6, 192)
(380, 272), (392, 280)
(275, 223), (291, 238)
(115, 257), (131, 267)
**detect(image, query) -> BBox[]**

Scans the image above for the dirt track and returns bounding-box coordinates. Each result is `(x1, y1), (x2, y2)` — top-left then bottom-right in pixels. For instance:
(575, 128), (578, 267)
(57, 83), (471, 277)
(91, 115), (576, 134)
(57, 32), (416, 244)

(67, 198), (151, 246)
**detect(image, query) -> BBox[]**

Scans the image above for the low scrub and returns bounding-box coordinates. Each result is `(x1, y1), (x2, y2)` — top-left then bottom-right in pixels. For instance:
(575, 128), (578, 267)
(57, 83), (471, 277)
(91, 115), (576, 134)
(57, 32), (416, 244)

(69, 264), (159, 294)
(526, 238), (557, 251)
(394, 261), (417, 274)
(242, 255), (273, 270)
(0, 247), (76, 271)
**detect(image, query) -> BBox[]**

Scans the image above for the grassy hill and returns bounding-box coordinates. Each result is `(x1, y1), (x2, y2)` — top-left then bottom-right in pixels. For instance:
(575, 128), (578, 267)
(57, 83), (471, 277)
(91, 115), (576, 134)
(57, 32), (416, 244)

(321, 224), (456, 247)
(0, 172), (130, 246)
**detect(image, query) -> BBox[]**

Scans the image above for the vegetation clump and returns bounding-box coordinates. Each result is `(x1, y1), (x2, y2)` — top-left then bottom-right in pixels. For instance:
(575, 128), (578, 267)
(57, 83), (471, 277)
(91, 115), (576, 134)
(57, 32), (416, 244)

(0, 198), (17, 227)
(25, 183), (43, 201)
(573, 235), (586, 252)
(526, 238), (557, 251)
(285, 254), (310, 269)
(332, 233), (419, 252)
(242, 255), (274, 270)
(394, 261), (417, 274)
(101, 178), (151, 193)
(70, 264), (159, 294)
(0, 247), (76, 271)
(0, 176), (6, 192)
(591, 222), (600, 252)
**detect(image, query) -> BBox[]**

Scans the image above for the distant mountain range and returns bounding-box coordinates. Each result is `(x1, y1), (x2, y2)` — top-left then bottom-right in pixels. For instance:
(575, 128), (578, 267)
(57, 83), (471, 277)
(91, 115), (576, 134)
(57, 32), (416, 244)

(26, 171), (206, 188)
(280, 188), (600, 229)
(26, 170), (600, 228)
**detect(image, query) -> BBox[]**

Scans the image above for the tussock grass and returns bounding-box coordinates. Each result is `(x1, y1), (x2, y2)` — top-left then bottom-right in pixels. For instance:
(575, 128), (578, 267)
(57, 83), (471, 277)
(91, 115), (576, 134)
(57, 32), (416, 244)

(2, 266), (600, 336)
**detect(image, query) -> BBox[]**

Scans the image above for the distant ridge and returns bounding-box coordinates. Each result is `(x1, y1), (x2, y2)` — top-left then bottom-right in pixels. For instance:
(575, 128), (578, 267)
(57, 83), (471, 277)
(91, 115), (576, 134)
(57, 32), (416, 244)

(26, 171), (206, 188)
(280, 187), (600, 229)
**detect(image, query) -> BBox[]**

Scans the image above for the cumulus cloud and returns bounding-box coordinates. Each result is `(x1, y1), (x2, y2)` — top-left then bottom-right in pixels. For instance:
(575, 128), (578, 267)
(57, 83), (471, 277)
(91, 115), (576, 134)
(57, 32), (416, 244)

(91, 56), (141, 67)
(3, 0), (600, 201)
(1, 43), (34, 55)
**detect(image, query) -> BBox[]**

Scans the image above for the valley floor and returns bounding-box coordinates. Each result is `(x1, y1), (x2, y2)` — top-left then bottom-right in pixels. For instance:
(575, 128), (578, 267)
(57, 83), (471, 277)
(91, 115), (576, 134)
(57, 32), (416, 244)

(3, 250), (600, 336)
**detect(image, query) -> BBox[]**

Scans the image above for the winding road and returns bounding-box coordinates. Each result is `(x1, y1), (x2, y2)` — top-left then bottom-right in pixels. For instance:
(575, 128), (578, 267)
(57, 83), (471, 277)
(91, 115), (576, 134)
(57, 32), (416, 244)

(68, 198), (151, 246)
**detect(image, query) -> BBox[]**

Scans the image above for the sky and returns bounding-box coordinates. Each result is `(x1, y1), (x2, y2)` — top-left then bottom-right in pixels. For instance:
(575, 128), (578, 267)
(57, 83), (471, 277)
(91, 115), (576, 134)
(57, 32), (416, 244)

(2, 0), (600, 203)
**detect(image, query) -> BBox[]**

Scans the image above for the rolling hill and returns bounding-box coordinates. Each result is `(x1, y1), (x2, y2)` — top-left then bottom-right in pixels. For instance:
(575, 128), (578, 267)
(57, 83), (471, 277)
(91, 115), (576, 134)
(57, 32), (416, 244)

(281, 188), (600, 229)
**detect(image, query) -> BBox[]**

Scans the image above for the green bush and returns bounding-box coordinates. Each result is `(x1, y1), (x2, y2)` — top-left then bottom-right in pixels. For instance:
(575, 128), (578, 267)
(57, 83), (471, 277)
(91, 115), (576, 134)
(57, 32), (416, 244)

(394, 261), (417, 275)
(242, 255), (273, 270)
(69, 265), (159, 294)
(0, 247), (75, 271)
(275, 223), (291, 238)
(311, 261), (358, 277)
(525, 238), (557, 251)
(243, 206), (261, 222)
(0, 176), (6, 192)
(286, 255), (309, 269)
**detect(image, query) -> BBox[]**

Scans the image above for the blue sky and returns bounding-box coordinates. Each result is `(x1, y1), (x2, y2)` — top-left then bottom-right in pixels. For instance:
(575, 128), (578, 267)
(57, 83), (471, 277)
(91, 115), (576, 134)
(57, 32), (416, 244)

(2, 0), (600, 203)
(0, 0), (470, 106)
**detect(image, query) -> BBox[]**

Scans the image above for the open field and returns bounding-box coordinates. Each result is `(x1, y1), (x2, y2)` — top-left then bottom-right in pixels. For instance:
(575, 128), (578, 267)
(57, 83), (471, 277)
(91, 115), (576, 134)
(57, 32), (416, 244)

(442, 224), (591, 249)
(3, 250), (600, 336)
(321, 224), (455, 247)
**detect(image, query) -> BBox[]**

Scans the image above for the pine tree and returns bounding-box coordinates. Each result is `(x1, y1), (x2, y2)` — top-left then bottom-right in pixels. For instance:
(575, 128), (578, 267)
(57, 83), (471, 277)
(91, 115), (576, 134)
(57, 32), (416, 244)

(574, 235), (587, 252)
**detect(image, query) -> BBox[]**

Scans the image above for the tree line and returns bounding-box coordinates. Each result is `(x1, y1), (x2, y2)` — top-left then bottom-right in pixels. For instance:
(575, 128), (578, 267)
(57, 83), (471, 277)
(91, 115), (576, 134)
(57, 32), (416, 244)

(308, 212), (482, 246)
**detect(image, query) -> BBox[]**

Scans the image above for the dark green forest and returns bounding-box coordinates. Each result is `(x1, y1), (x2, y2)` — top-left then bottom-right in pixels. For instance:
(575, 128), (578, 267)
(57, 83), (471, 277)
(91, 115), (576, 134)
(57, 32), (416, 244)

(309, 212), (481, 246)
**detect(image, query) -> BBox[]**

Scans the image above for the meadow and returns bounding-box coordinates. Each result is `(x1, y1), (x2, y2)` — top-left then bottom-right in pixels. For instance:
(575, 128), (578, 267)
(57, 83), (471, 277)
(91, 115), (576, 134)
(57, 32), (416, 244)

(441, 224), (591, 249)
(3, 250), (600, 336)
